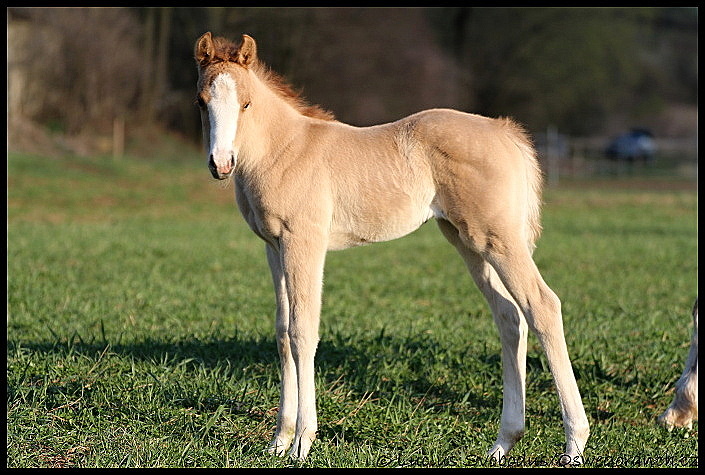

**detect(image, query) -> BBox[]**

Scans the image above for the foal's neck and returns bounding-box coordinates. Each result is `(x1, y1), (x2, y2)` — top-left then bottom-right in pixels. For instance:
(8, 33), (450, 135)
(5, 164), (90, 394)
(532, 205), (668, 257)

(238, 87), (310, 176)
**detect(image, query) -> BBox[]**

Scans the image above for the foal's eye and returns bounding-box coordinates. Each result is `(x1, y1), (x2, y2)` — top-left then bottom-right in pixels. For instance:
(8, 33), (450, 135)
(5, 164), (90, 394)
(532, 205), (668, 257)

(243, 102), (251, 110)
(196, 95), (206, 109)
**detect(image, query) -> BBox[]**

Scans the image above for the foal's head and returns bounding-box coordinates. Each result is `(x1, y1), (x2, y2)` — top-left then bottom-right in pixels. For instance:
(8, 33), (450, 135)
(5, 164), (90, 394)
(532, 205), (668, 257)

(194, 32), (257, 180)
(194, 32), (335, 180)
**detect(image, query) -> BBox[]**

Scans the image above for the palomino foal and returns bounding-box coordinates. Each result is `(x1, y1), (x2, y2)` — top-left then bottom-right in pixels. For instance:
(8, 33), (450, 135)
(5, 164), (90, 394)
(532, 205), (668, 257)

(194, 32), (589, 463)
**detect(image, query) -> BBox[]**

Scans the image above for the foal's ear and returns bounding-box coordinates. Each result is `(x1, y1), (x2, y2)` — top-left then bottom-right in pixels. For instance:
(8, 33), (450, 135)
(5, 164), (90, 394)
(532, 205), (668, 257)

(237, 34), (257, 67)
(195, 32), (215, 65)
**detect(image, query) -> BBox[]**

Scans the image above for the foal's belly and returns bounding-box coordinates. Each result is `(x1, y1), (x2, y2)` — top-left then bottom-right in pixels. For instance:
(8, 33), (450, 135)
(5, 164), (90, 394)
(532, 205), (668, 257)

(328, 198), (441, 251)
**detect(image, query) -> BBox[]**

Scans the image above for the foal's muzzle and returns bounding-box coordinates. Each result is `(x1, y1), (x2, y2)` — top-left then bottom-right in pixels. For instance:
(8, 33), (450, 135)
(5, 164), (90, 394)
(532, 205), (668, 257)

(208, 154), (235, 180)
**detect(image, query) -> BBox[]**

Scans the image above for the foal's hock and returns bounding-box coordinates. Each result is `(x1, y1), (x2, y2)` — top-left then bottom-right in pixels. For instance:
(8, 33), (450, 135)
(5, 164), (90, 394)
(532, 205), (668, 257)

(194, 32), (589, 463)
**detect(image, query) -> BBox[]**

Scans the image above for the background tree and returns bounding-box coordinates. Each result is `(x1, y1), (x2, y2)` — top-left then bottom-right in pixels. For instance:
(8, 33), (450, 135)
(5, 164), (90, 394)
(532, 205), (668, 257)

(7, 7), (698, 147)
(9, 8), (142, 135)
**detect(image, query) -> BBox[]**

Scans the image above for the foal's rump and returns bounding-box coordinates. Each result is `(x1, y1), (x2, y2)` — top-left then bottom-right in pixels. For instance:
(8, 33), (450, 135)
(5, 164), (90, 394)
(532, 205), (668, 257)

(408, 108), (542, 252)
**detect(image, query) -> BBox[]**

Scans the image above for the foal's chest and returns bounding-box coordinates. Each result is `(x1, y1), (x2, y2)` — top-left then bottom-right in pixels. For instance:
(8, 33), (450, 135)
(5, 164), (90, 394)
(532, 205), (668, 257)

(234, 177), (283, 247)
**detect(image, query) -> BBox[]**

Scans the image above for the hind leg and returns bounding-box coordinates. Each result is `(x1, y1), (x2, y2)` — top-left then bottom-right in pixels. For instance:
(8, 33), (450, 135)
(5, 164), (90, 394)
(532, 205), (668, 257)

(438, 220), (528, 459)
(659, 299), (698, 429)
(481, 234), (589, 462)
(440, 218), (589, 462)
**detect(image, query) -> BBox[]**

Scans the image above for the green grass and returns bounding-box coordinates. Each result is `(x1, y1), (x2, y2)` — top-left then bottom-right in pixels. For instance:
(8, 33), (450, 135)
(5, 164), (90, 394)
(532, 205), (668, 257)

(7, 151), (698, 467)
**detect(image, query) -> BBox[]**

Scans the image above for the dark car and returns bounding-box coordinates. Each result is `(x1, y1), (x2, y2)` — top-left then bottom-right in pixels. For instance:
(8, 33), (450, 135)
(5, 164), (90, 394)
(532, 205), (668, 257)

(605, 128), (656, 162)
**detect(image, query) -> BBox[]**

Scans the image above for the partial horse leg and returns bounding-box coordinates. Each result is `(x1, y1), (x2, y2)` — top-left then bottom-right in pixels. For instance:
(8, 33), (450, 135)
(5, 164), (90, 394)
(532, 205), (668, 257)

(265, 244), (298, 456)
(437, 220), (528, 460)
(278, 231), (327, 460)
(658, 298), (698, 429)
(479, 235), (589, 462)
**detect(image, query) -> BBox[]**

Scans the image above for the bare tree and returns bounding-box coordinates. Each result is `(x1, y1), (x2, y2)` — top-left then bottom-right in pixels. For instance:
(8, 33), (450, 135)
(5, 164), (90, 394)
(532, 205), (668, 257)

(10, 8), (142, 134)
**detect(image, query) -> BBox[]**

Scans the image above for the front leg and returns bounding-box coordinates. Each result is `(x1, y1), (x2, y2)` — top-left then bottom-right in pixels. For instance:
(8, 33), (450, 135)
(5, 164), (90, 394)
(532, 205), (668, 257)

(265, 244), (297, 456)
(280, 230), (328, 460)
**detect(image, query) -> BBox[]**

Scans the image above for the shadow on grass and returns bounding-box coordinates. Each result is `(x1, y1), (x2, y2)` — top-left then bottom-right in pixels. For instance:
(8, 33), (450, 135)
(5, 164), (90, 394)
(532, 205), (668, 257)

(9, 329), (504, 414)
(9, 331), (612, 448)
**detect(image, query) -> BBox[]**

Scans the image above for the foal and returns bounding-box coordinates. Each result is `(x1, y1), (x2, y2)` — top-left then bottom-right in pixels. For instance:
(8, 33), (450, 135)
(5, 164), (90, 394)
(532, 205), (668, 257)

(659, 299), (698, 429)
(194, 32), (589, 462)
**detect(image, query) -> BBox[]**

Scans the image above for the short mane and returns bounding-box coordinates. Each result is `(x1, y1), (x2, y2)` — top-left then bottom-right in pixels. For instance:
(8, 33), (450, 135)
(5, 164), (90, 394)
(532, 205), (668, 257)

(210, 36), (335, 121)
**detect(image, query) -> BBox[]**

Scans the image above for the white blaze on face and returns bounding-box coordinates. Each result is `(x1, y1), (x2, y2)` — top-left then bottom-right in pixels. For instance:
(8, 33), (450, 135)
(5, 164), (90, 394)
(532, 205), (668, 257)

(208, 73), (240, 174)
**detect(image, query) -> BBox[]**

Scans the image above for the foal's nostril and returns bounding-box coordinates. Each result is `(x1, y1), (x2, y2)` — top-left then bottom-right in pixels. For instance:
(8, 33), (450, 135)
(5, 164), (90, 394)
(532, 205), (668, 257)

(208, 154), (220, 179)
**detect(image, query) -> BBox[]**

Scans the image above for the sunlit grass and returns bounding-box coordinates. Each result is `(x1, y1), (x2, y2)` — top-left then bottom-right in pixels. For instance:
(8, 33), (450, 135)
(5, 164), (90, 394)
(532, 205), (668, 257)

(7, 152), (698, 467)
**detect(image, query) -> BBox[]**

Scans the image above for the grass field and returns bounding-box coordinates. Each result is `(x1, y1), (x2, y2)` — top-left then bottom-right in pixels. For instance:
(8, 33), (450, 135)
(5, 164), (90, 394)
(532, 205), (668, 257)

(7, 150), (698, 468)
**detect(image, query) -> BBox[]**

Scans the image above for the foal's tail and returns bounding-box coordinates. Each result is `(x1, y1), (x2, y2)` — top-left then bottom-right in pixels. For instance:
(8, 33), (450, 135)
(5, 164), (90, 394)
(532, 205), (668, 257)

(502, 118), (544, 251)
